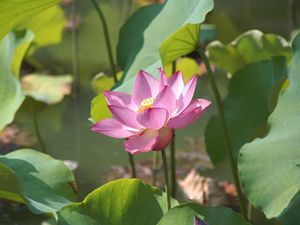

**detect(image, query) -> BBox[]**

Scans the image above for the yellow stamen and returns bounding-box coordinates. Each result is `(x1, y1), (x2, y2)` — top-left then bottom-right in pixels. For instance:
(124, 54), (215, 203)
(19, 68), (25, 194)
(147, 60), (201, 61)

(138, 97), (154, 112)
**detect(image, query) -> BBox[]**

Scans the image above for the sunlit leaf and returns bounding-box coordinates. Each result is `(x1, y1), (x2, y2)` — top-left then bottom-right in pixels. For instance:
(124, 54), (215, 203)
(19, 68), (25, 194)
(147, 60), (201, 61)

(0, 0), (62, 41)
(205, 57), (287, 164)
(56, 179), (178, 225)
(0, 149), (76, 214)
(21, 74), (73, 105)
(116, 0), (214, 93)
(238, 34), (300, 219)
(0, 30), (34, 131)
(90, 94), (112, 123)
(207, 30), (292, 76)
(157, 203), (250, 225)
(91, 72), (123, 95)
(17, 5), (66, 49)
(160, 24), (200, 65)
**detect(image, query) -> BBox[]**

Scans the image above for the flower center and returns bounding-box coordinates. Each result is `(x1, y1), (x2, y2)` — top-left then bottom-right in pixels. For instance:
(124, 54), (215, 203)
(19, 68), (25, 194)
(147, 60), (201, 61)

(138, 97), (154, 112)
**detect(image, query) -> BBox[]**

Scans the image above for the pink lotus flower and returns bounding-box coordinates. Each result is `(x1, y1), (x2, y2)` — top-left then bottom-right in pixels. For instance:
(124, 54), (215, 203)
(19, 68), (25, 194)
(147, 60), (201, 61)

(91, 69), (211, 154)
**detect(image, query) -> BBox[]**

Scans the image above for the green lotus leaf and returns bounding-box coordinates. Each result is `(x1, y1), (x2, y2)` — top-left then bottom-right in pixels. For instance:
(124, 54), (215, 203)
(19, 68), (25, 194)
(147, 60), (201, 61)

(0, 30), (34, 131)
(238, 33), (300, 218)
(207, 30), (291, 76)
(0, 149), (76, 214)
(56, 179), (178, 225)
(116, 0), (214, 93)
(205, 56), (287, 164)
(21, 74), (73, 105)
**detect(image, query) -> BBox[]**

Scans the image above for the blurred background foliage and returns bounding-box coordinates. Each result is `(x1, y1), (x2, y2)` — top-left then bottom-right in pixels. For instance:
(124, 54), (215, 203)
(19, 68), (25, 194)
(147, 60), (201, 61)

(1, 0), (299, 224)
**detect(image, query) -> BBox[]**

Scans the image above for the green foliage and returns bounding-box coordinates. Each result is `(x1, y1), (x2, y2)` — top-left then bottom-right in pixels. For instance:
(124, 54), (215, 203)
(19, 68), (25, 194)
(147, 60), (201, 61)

(91, 72), (123, 95)
(205, 57), (287, 164)
(0, 30), (34, 131)
(56, 179), (178, 225)
(157, 203), (251, 225)
(207, 30), (291, 75)
(238, 34), (300, 219)
(17, 5), (66, 49)
(21, 74), (73, 105)
(160, 24), (200, 65)
(0, 0), (61, 41)
(116, 0), (214, 93)
(0, 149), (76, 214)
(164, 58), (202, 81)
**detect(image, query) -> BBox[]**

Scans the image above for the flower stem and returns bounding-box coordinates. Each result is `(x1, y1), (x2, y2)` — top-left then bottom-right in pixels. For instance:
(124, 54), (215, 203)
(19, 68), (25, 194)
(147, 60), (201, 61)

(89, 0), (118, 83)
(170, 131), (176, 198)
(170, 62), (177, 198)
(161, 149), (171, 210)
(32, 102), (47, 154)
(197, 47), (248, 219)
(90, 0), (137, 178)
(128, 153), (136, 178)
(152, 151), (159, 185)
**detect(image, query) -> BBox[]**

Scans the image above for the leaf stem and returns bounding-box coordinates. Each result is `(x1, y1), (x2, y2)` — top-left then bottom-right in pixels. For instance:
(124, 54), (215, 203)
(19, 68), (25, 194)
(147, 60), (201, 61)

(71, 0), (80, 98)
(128, 153), (136, 178)
(197, 47), (248, 219)
(152, 151), (159, 185)
(90, 0), (137, 178)
(89, 0), (118, 83)
(161, 149), (171, 210)
(289, 0), (297, 30)
(32, 103), (47, 154)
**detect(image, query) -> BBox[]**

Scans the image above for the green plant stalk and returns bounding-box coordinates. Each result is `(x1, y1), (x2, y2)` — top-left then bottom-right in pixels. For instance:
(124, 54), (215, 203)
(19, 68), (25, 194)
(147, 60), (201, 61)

(161, 149), (171, 210)
(32, 103), (47, 154)
(89, 0), (118, 83)
(152, 151), (159, 185)
(90, 0), (137, 178)
(71, 0), (80, 98)
(197, 47), (248, 219)
(289, 0), (297, 30)
(170, 61), (177, 198)
(128, 153), (136, 178)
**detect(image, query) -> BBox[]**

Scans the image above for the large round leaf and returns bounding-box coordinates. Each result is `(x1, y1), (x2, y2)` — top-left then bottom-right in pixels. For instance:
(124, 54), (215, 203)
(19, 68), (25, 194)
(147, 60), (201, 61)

(56, 179), (178, 225)
(116, 0), (214, 93)
(157, 203), (251, 225)
(0, 149), (76, 214)
(238, 34), (300, 219)
(205, 56), (287, 164)
(207, 30), (291, 76)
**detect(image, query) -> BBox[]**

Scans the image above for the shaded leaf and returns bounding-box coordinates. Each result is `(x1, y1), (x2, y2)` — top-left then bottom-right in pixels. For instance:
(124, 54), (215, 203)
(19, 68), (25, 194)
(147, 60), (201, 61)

(0, 0), (61, 41)
(207, 30), (291, 76)
(116, 0), (214, 93)
(238, 34), (300, 219)
(157, 203), (251, 225)
(56, 178), (178, 225)
(0, 30), (34, 131)
(21, 74), (73, 104)
(0, 149), (76, 214)
(205, 57), (287, 164)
